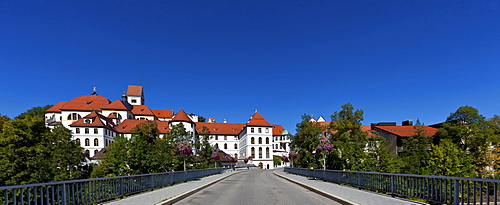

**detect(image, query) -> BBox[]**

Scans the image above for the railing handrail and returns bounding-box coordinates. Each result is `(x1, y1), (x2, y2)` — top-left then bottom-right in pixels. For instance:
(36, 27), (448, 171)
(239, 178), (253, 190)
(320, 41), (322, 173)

(287, 167), (500, 182)
(0, 167), (223, 190)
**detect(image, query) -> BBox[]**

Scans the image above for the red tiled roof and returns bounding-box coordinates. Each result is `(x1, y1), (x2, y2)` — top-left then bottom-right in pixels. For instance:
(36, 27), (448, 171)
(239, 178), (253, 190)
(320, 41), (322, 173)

(195, 122), (244, 135)
(362, 125), (379, 139)
(272, 125), (286, 136)
(171, 109), (193, 123)
(126, 85), (143, 97)
(131, 105), (154, 116)
(151, 109), (173, 119)
(247, 112), (272, 127)
(374, 126), (438, 137)
(60, 95), (111, 111)
(115, 119), (170, 134)
(107, 113), (119, 119)
(45, 101), (67, 113)
(101, 100), (128, 110)
(69, 111), (116, 129)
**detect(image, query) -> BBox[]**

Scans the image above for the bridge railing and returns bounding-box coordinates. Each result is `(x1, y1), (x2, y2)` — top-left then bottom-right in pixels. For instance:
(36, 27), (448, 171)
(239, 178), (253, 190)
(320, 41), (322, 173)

(0, 168), (224, 205)
(285, 167), (500, 205)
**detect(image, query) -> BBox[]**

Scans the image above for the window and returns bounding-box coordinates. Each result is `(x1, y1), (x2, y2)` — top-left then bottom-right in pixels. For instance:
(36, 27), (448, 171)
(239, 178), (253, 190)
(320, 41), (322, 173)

(94, 128), (98, 134)
(251, 147), (255, 157)
(266, 137), (269, 144)
(224, 143), (227, 149)
(112, 112), (122, 119)
(94, 149), (99, 155)
(94, 138), (99, 146)
(215, 135), (218, 140)
(84, 119), (91, 124)
(251, 128), (254, 133)
(234, 143), (237, 149)
(85, 138), (90, 146)
(67, 113), (82, 120)
(266, 147), (270, 158)
(258, 128), (262, 133)
(235, 154), (238, 159)
(224, 135), (227, 140)
(131, 99), (137, 103)
(258, 147), (262, 158)
(84, 150), (89, 158)
(258, 137), (262, 144)
(265, 128), (269, 133)
(76, 128), (80, 134)
(251, 137), (255, 144)
(76, 138), (80, 145)
(85, 128), (89, 134)
(215, 143), (219, 149)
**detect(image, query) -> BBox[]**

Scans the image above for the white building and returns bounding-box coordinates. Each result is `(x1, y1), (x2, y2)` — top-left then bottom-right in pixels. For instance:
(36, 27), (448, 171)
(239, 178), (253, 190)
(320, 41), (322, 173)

(45, 85), (290, 168)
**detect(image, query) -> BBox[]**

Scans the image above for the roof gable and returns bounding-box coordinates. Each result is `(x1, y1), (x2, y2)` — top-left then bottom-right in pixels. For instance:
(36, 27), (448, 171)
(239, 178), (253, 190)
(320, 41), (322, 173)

(151, 109), (173, 119)
(171, 109), (193, 123)
(131, 105), (154, 116)
(69, 111), (116, 129)
(101, 100), (129, 110)
(246, 112), (272, 127)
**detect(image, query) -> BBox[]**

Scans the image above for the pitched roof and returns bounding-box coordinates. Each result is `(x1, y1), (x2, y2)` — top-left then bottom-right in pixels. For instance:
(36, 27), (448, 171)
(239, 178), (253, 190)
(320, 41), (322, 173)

(195, 122), (244, 135)
(151, 109), (173, 119)
(101, 100), (129, 110)
(45, 101), (67, 113)
(171, 109), (193, 123)
(374, 125), (438, 137)
(126, 85), (143, 97)
(272, 125), (286, 136)
(60, 95), (111, 111)
(107, 112), (119, 119)
(69, 111), (116, 129)
(131, 105), (155, 116)
(115, 119), (170, 134)
(246, 112), (272, 127)
(362, 125), (379, 139)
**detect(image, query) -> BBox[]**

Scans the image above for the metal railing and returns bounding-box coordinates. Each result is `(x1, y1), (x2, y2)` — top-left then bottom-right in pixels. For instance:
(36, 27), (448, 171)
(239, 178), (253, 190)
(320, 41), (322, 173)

(0, 168), (224, 205)
(285, 167), (500, 205)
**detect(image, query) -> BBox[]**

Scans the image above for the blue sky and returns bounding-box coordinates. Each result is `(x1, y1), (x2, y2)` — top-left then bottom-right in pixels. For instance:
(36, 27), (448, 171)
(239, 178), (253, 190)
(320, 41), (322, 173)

(1, 1), (499, 133)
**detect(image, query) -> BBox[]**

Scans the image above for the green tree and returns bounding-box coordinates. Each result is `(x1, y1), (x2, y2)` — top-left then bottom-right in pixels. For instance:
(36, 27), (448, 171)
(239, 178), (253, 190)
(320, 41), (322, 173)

(15, 105), (52, 120)
(128, 121), (160, 174)
(437, 106), (500, 175)
(328, 103), (370, 171)
(427, 139), (475, 177)
(0, 114), (10, 132)
(193, 126), (215, 169)
(291, 114), (323, 169)
(91, 135), (130, 177)
(400, 121), (434, 175)
(0, 108), (84, 185)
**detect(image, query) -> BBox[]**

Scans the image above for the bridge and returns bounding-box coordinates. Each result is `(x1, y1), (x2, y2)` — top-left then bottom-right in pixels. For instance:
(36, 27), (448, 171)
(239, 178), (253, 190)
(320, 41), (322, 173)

(1, 168), (499, 205)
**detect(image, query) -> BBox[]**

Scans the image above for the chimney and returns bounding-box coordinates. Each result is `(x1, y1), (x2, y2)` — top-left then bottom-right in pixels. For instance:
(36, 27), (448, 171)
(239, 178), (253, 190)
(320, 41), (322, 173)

(402, 120), (413, 126)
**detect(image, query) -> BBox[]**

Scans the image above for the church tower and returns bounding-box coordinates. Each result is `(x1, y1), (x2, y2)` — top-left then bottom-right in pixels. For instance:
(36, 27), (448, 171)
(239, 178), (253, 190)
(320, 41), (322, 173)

(126, 85), (144, 105)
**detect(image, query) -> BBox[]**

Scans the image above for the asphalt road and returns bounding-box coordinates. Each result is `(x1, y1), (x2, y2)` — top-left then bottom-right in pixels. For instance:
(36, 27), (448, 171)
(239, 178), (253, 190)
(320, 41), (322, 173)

(174, 169), (341, 205)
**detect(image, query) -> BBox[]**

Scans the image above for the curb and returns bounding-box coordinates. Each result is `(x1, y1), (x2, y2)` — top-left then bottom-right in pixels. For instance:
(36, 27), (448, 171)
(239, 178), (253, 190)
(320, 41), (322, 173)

(273, 171), (360, 205)
(158, 170), (247, 205)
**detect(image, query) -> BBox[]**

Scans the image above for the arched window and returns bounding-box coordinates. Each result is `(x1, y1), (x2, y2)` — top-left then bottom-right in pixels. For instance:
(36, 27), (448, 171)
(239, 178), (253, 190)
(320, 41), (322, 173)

(234, 143), (237, 149)
(224, 135), (227, 140)
(258, 137), (262, 144)
(112, 112), (122, 119)
(259, 147), (262, 158)
(215, 143), (219, 149)
(266, 137), (269, 144)
(94, 138), (99, 146)
(75, 128), (80, 134)
(75, 138), (80, 145)
(258, 128), (262, 133)
(266, 147), (270, 158)
(84, 150), (90, 158)
(251, 137), (255, 144)
(251, 147), (255, 157)
(224, 143), (227, 149)
(94, 128), (98, 134)
(94, 149), (99, 155)
(85, 138), (90, 146)
(85, 128), (89, 134)
(67, 113), (82, 120)
(265, 128), (269, 133)
(251, 128), (254, 133)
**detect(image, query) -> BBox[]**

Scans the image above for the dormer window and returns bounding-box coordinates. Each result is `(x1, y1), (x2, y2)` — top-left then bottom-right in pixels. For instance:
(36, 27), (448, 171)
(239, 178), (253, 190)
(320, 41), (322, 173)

(131, 99), (137, 103)
(84, 119), (92, 124)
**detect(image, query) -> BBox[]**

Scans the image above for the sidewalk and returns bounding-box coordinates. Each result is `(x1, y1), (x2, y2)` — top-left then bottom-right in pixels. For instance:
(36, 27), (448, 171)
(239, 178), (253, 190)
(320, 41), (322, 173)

(274, 169), (427, 205)
(102, 170), (239, 205)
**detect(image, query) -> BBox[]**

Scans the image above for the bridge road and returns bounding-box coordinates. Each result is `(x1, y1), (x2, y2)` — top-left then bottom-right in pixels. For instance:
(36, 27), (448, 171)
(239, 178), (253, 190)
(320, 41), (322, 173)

(173, 169), (342, 205)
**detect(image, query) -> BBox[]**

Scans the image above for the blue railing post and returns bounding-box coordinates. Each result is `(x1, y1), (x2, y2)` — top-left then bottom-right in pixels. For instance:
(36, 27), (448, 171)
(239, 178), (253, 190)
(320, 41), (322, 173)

(358, 173), (361, 189)
(62, 183), (67, 205)
(391, 175), (395, 195)
(454, 179), (459, 205)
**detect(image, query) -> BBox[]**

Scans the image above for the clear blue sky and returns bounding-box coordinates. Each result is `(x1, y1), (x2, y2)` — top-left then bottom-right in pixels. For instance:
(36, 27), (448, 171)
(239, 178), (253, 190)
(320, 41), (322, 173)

(1, 1), (499, 133)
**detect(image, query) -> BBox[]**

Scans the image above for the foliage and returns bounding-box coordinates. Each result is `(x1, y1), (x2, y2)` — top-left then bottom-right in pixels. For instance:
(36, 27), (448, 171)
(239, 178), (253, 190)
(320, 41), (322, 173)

(290, 114), (323, 169)
(427, 139), (476, 177)
(14, 105), (52, 120)
(0, 114), (10, 132)
(273, 156), (282, 167)
(437, 105), (500, 176)
(0, 106), (84, 186)
(400, 122), (434, 175)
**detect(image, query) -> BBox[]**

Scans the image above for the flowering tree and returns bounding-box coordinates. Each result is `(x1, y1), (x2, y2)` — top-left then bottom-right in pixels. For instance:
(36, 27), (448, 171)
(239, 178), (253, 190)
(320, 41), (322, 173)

(316, 139), (333, 170)
(178, 142), (193, 171)
(289, 151), (297, 168)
